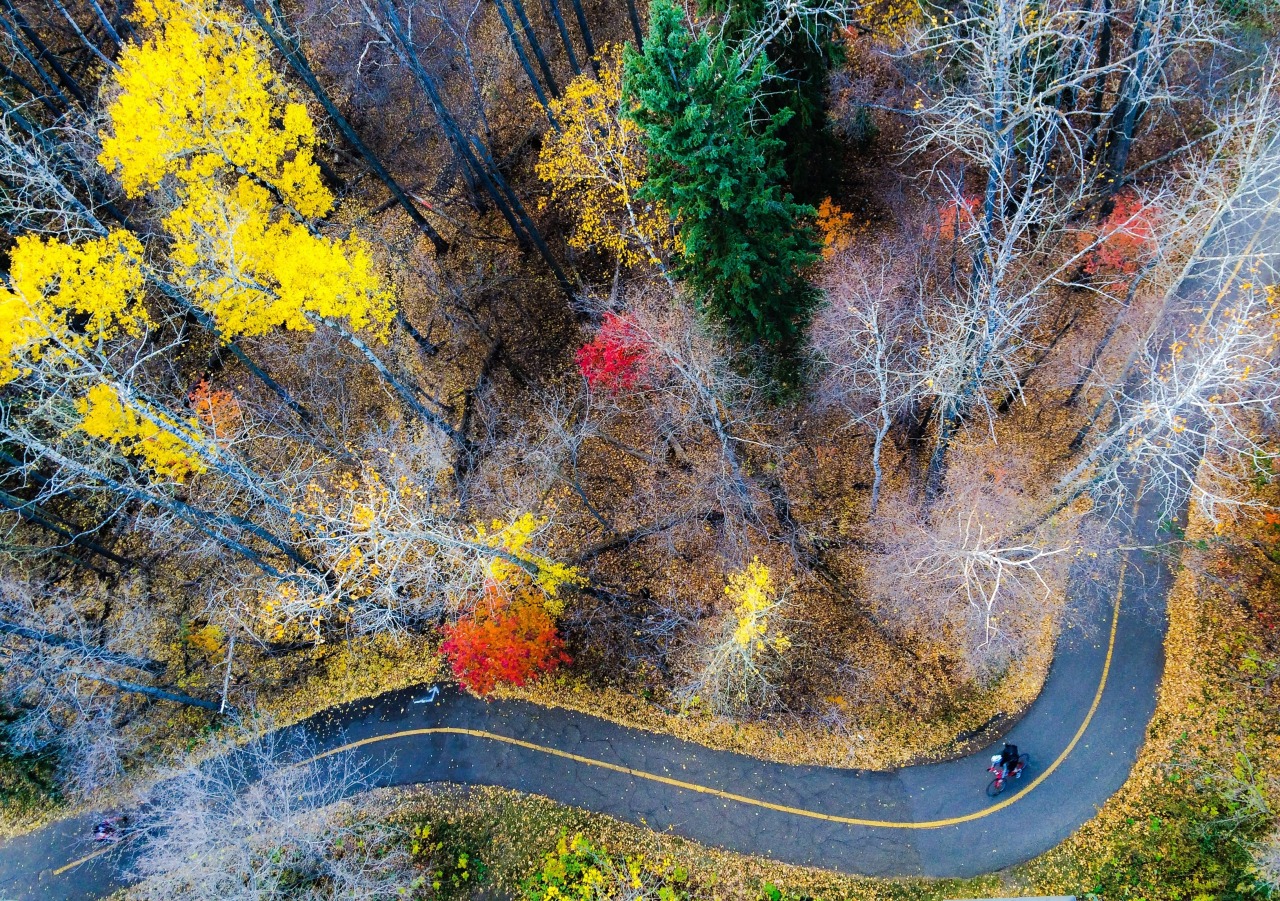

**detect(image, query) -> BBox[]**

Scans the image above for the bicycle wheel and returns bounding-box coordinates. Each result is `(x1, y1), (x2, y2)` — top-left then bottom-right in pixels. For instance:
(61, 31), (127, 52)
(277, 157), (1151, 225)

(986, 775), (1006, 797)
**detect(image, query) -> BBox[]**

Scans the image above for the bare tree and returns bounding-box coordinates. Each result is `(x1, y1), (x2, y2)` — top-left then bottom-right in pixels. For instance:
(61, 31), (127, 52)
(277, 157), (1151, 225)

(868, 451), (1074, 677)
(249, 427), (580, 640)
(811, 246), (922, 512)
(626, 290), (770, 542)
(0, 574), (202, 796)
(129, 723), (413, 901)
(1090, 0), (1225, 194)
(1059, 67), (1280, 524)
(1251, 826), (1280, 896)
(738, 0), (860, 71)
(1058, 277), (1280, 524)
(675, 560), (793, 716)
(906, 0), (1218, 499)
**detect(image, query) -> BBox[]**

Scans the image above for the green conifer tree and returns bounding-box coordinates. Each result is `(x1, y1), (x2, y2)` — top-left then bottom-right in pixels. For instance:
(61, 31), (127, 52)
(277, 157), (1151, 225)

(623, 0), (822, 349)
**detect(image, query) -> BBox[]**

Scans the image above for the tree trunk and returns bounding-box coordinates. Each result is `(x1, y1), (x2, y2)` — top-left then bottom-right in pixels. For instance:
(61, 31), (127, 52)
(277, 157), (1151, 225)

(0, 94), (136, 232)
(1097, 0), (1155, 198)
(372, 0), (485, 201)
(72, 670), (232, 713)
(625, 0), (644, 48)
(494, 0), (558, 125)
(1065, 261), (1152, 407)
(548, 0), (581, 75)
(0, 619), (163, 673)
(0, 10), (73, 110)
(0, 60), (61, 115)
(372, 0), (534, 242)
(0, 0), (87, 105)
(1081, 0), (1113, 167)
(309, 313), (470, 452)
(869, 411), (889, 514)
(568, 0), (598, 74)
(470, 137), (576, 299)
(508, 0), (559, 96)
(49, 0), (116, 70)
(0, 489), (133, 567)
(85, 0), (123, 47)
(222, 340), (313, 424)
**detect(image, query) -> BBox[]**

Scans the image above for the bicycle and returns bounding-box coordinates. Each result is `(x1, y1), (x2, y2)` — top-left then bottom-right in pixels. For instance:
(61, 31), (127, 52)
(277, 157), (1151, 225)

(986, 753), (1029, 796)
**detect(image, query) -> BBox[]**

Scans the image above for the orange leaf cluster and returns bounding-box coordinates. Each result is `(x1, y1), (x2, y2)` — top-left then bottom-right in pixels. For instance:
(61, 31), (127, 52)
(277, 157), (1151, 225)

(440, 583), (570, 696)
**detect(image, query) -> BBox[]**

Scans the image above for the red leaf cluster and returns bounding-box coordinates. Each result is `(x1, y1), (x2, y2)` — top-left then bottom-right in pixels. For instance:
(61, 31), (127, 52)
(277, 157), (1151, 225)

(440, 586), (571, 696)
(1079, 192), (1158, 292)
(575, 313), (649, 393)
(933, 195), (980, 242)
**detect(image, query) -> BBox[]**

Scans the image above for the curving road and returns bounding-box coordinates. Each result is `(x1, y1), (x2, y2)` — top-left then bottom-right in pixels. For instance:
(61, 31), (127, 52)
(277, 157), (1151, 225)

(2, 170), (1277, 900)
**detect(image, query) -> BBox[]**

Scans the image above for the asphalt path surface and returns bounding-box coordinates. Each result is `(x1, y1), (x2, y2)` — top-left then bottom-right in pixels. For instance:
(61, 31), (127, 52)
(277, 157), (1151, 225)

(2, 170), (1276, 900)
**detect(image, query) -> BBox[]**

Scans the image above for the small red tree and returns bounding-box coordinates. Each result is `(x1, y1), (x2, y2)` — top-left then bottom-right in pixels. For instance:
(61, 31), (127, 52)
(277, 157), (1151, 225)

(1078, 192), (1158, 293)
(188, 379), (242, 440)
(440, 585), (571, 696)
(575, 313), (649, 393)
(932, 196), (980, 242)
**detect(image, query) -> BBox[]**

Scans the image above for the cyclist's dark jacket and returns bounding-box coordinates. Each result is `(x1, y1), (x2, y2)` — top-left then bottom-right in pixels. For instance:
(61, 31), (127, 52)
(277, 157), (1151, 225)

(999, 744), (1019, 769)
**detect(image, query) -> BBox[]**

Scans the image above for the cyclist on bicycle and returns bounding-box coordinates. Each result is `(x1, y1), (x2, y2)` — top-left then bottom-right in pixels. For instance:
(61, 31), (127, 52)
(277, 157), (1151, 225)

(998, 743), (1021, 779)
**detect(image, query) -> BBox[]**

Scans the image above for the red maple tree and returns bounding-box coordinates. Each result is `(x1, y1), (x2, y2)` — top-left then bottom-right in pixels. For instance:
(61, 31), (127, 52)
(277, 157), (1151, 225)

(575, 313), (650, 393)
(440, 585), (571, 696)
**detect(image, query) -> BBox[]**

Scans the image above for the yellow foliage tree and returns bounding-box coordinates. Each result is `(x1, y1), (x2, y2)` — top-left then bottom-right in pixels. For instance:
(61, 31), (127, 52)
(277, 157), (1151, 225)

(536, 46), (676, 267)
(0, 231), (209, 483)
(0, 230), (148, 385)
(726, 558), (791, 653)
(98, 0), (394, 341)
(680, 558), (790, 714)
(99, 0), (330, 216)
(475, 512), (585, 612)
(77, 383), (208, 482)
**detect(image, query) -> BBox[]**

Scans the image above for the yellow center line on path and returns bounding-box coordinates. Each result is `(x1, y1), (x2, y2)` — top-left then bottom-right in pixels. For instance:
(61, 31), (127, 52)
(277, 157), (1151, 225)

(45, 529), (1121, 880)
(301, 560), (1123, 831)
(52, 845), (114, 876)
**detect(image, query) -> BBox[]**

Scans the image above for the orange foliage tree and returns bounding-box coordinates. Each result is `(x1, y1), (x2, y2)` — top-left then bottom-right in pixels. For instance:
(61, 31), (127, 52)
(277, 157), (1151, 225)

(188, 379), (243, 441)
(933, 195), (980, 243)
(815, 198), (856, 259)
(440, 582), (571, 696)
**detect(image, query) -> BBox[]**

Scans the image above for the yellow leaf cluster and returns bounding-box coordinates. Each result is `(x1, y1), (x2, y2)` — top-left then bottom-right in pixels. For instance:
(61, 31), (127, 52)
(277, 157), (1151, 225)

(727, 558), (790, 652)
(99, 0), (394, 340)
(99, 0), (329, 216)
(536, 46), (675, 267)
(0, 231), (148, 384)
(845, 0), (923, 45)
(165, 179), (394, 337)
(77, 382), (208, 482)
(184, 622), (226, 656)
(478, 512), (585, 610)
